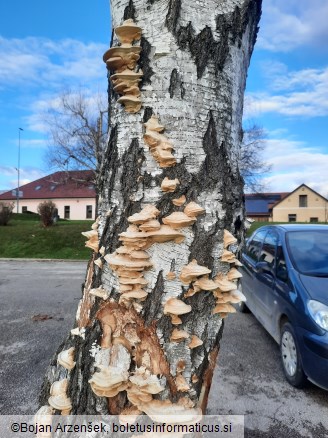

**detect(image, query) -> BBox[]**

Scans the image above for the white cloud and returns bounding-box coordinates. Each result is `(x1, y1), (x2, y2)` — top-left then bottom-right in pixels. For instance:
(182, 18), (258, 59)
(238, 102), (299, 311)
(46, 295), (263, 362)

(261, 138), (328, 196)
(0, 166), (45, 190)
(0, 36), (107, 89)
(258, 0), (328, 52)
(245, 66), (328, 118)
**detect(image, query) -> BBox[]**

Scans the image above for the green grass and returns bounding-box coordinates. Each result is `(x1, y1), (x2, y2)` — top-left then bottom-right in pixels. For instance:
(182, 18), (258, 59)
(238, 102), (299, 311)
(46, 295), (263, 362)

(0, 213), (93, 259)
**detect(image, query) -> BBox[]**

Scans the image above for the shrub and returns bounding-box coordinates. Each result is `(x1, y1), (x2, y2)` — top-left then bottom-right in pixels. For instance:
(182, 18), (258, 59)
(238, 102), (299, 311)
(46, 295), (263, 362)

(0, 202), (14, 225)
(37, 200), (57, 227)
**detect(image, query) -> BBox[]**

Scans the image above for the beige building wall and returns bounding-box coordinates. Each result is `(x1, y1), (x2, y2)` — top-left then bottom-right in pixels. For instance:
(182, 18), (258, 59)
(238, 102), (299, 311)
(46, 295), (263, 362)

(16, 198), (96, 220)
(272, 185), (328, 223)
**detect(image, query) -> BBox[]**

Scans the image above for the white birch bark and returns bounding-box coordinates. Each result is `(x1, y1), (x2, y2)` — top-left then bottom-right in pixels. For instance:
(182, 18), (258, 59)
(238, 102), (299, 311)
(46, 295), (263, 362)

(39, 0), (262, 417)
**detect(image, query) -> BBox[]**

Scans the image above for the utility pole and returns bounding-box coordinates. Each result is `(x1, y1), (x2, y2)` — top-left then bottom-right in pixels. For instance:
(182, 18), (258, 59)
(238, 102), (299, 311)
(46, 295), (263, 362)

(17, 128), (23, 214)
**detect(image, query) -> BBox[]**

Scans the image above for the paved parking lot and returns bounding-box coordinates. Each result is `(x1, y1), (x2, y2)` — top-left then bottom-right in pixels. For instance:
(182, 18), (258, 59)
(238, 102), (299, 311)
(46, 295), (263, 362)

(0, 260), (327, 437)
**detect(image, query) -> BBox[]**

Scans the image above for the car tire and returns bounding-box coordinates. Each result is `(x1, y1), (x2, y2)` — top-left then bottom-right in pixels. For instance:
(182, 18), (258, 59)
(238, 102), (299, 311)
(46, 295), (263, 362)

(238, 301), (249, 313)
(280, 322), (307, 388)
(237, 283), (250, 313)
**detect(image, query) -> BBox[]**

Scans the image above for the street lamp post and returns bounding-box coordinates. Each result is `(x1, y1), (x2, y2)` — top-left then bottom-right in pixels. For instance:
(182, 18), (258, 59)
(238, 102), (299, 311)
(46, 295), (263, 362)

(17, 128), (23, 214)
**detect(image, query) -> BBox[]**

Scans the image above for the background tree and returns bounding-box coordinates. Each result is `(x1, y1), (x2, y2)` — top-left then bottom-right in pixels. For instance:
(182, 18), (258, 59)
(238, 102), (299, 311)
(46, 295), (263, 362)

(39, 0), (262, 420)
(37, 200), (57, 227)
(239, 122), (271, 193)
(44, 89), (108, 177)
(0, 201), (14, 226)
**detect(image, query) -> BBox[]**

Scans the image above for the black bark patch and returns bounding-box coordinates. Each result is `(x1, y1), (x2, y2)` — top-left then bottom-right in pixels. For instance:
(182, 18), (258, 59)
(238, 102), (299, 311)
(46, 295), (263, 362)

(169, 68), (185, 99)
(166, 0), (262, 78)
(123, 0), (136, 20)
(139, 37), (154, 85)
(166, 0), (182, 33)
(188, 220), (221, 271)
(97, 125), (118, 198)
(69, 321), (108, 414)
(142, 271), (165, 325)
(143, 106), (153, 123)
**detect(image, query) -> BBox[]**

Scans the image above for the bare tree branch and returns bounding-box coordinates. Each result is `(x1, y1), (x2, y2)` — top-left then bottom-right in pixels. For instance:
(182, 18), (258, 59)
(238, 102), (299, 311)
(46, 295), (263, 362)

(43, 89), (108, 178)
(239, 122), (272, 193)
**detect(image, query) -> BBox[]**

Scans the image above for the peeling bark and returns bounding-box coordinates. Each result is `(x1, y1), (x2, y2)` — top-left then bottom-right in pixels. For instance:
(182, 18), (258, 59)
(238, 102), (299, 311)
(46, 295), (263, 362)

(39, 0), (262, 421)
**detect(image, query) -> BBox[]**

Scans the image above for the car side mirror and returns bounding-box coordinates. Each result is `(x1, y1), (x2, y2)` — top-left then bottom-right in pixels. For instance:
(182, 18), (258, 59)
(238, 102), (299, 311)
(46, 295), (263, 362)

(277, 267), (288, 282)
(256, 261), (271, 273)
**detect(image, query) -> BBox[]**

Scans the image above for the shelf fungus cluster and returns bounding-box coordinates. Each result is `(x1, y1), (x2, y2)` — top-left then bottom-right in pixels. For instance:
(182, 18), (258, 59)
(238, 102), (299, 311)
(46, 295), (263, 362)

(144, 115), (176, 167)
(103, 19), (143, 113)
(104, 205), (185, 309)
(178, 230), (245, 318)
(85, 303), (202, 424)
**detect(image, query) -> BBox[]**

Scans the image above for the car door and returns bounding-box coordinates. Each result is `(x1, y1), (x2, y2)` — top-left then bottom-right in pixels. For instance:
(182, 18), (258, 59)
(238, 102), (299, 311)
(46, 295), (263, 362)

(255, 229), (279, 336)
(241, 228), (268, 311)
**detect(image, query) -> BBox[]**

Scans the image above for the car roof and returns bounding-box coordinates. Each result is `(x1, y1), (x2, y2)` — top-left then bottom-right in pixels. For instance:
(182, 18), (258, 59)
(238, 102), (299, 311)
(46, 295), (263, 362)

(256, 224), (328, 233)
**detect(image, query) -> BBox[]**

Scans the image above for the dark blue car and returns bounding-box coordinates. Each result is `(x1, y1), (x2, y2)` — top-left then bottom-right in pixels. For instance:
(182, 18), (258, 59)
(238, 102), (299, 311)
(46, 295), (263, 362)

(240, 224), (328, 390)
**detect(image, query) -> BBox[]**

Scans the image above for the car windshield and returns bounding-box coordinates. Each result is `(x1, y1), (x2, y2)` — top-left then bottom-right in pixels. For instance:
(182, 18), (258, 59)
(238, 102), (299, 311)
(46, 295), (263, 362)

(286, 230), (328, 276)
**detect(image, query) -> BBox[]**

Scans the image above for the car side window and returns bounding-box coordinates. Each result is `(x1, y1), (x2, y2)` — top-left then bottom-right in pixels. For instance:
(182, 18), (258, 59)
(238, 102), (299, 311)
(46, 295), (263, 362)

(246, 229), (267, 262)
(276, 245), (288, 282)
(259, 230), (278, 268)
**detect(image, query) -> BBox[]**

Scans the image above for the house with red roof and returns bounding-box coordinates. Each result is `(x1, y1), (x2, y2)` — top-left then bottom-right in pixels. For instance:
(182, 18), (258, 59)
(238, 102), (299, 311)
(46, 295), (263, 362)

(0, 171), (96, 220)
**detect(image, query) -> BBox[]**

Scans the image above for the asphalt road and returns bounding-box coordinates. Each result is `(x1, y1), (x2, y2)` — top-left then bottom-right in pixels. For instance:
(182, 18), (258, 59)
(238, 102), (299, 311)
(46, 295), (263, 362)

(0, 260), (86, 415)
(0, 260), (327, 437)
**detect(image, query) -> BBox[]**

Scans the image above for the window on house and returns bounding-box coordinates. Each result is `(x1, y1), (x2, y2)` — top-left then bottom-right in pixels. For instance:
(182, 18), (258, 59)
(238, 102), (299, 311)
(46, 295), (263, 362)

(310, 217), (318, 223)
(288, 214), (297, 222)
(299, 195), (307, 207)
(86, 205), (93, 219)
(22, 206), (27, 213)
(64, 206), (70, 219)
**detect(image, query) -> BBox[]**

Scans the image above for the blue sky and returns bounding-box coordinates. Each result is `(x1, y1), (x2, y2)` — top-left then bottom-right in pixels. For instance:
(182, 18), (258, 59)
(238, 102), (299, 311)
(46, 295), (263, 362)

(0, 0), (327, 195)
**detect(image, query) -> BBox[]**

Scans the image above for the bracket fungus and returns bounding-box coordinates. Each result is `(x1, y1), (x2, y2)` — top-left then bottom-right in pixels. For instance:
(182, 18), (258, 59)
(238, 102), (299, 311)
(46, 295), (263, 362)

(48, 379), (72, 414)
(57, 347), (75, 371)
(139, 219), (161, 232)
(213, 274), (238, 292)
(103, 19), (143, 113)
(221, 250), (242, 266)
(89, 365), (129, 398)
(115, 19), (142, 45)
(144, 115), (176, 167)
(162, 212), (197, 229)
(161, 177), (180, 192)
(128, 205), (160, 224)
(188, 335), (203, 349)
(89, 287), (109, 300)
(163, 297), (192, 325)
(212, 302), (237, 316)
(223, 229), (238, 248)
(81, 229), (99, 252)
(184, 202), (205, 218)
(138, 399), (202, 424)
(172, 195), (186, 207)
(170, 328), (189, 342)
(227, 267), (243, 281)
(34, 406), (53, 438)
(166, 271), (176, 280)
(129, 368), (165, 395)
(193, 275), (220, 291)
(180, 260), (211, 284)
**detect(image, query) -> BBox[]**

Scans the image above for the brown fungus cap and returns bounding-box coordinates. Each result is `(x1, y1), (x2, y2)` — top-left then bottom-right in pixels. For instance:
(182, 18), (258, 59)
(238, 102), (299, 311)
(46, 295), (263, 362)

(180, 259), (211, 284)
(162, 212), (196, 229)
(184, 202), (205, 218)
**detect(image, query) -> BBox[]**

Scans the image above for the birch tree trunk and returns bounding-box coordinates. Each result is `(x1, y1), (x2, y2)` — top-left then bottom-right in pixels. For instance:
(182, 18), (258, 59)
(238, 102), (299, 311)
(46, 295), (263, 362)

(39, 0), (261, 418)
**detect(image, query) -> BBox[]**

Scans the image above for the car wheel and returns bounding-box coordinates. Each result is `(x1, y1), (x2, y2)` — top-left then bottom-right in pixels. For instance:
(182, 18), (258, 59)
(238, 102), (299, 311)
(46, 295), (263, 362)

(280, 322), (307, 388)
